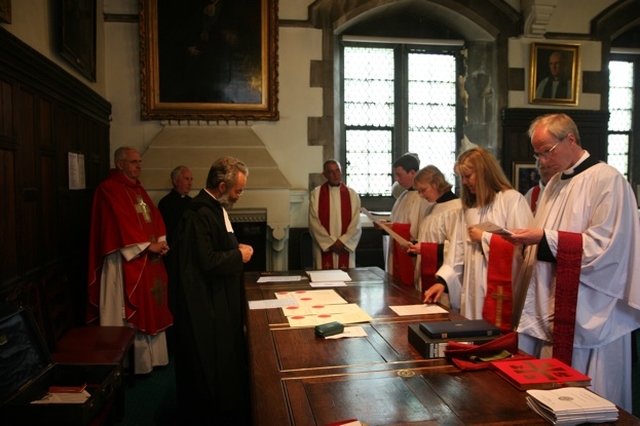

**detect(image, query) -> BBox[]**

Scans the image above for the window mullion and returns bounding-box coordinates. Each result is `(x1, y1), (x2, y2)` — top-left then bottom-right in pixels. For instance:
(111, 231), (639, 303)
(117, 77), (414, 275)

(395, 45), (409, 157)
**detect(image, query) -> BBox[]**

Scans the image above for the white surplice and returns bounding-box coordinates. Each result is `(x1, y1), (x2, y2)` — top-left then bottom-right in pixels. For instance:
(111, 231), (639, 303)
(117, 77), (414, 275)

(458, 189), (533, 326)
(100, 245), (169, 374)
(413, 197), (464, 309)
(308, 184), (362, 269)
(385, 190), (432, 275)
(517, 153), (640, 411)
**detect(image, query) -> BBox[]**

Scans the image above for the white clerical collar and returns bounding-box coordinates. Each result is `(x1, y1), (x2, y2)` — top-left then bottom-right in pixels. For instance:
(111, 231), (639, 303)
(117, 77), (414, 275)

(204, 189), (234, 233)
(562, 151), (590, 176)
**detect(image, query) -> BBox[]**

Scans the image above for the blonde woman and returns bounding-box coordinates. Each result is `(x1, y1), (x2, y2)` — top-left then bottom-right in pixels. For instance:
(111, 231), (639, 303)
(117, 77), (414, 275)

(455, 147), (532, 332)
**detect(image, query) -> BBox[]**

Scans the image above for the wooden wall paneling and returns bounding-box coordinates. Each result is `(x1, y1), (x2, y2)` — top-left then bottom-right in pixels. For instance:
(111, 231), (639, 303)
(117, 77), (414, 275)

(0, 80), (15, 140)
(17, 89), (42, 275)
(41, 265), (75, 352)
(0, 26), (111, 335)
(41, 150), (56, 263)
(0, 149), (17, 281)
(55, 107), (74, 250)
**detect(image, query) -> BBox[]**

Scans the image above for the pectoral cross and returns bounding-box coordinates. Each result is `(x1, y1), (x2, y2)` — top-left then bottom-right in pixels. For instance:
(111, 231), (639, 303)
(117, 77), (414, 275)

(150, 278), (166, 306)
(135, 195), (151, 223)
(491, 285), (510, 328)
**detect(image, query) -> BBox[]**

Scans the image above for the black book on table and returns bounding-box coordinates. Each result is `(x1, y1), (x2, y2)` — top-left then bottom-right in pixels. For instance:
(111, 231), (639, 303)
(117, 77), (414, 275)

(419, 319), (500, 339)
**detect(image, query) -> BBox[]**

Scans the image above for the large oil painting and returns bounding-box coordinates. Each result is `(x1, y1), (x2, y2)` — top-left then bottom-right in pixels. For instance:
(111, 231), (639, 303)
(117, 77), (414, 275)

(139, 0), (279, 121)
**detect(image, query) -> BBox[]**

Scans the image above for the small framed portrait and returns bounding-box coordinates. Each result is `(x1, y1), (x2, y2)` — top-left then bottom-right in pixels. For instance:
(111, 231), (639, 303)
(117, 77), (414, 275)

(59, 0), (96, 82)
(513, 162), (539, 195)
(0, 0), (11, 24)
(529, 42), (580, 106)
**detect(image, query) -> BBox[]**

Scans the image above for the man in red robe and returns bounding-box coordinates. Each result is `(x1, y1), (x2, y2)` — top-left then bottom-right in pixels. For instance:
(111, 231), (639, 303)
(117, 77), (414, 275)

(86, 146), (173, 374)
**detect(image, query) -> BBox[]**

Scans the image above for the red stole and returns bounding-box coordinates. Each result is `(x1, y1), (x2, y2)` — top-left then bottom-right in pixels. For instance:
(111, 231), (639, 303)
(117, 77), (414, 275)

(87, 170), (173, 334)
(483, 234), (514, 333)
(420, 242), (440, 292)
(391, 223), (414, 286)
(530, 185), (541, 213)
(552, 231), (583, 366)
(318, 182), (351, 269)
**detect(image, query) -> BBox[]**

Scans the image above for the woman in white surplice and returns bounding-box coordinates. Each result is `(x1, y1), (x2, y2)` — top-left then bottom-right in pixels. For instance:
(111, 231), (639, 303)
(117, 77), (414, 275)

(452, 147), (532, 331)
(406, 165), (463, 310)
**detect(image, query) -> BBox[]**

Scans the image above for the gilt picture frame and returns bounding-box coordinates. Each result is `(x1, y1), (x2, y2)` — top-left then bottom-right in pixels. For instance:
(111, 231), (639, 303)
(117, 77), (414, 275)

(513, 161), (539, 195)
(139, 0), (279, 121)
(529, 42), (580, 106)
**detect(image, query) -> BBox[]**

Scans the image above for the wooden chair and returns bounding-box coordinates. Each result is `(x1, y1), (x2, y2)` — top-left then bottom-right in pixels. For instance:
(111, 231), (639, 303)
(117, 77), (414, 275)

(42, 268), (136, 379)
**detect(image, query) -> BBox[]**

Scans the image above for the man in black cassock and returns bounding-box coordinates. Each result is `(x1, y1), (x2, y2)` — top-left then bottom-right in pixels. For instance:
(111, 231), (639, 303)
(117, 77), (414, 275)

(173, 157), (253, 424)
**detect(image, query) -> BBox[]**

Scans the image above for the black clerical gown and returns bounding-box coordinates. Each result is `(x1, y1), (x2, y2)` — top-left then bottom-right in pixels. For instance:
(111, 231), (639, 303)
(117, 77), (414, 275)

(158, 190), (192, 314)
(173, 189), (249, 423)
(158, 189), (192, 247)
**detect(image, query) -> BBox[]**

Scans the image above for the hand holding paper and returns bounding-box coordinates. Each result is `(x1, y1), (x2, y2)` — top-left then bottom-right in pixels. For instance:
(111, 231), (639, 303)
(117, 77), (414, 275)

(473, 221), (513, 235)
(361, 207), (410, 247)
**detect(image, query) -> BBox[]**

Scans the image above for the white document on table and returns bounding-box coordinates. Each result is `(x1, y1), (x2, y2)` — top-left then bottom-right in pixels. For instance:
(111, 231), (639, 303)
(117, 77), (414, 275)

(248, 298), (298, 310)
(285, 304), (373, 327)
(257, 275), (303, 283)
(309, 281), (347, 288)
(325, 326), (368, 339)
(275, 289), (348, 306)
(389, 304), (448, 316)
(307, 270), (352, 282)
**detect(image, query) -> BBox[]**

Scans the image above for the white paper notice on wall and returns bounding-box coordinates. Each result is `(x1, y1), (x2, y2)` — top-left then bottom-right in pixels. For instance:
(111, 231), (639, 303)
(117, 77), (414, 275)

(68, 152), (86, 190)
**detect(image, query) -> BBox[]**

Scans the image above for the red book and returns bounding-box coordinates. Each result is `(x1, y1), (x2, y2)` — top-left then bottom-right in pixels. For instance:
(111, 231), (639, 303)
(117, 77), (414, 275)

(491, 358), (591, 391)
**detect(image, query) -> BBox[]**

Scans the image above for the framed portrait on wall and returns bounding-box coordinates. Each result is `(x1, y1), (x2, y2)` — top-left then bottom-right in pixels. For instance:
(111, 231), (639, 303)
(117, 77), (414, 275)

(529, 42), (580, 106)
(59, 0), (96, 82)
(0, 0), (10, 24)
(513, 161), (539, 195)
(139, 0), (279, 121)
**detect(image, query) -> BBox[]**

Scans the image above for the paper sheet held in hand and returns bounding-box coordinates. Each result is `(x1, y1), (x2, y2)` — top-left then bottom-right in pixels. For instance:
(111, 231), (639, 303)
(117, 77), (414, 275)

(474, 221), (513, 235)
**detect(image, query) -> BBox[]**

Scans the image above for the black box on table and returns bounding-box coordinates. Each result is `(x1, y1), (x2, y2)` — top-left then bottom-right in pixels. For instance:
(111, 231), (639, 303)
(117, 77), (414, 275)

(408, 324), (499, 359)
(0, 306), (122, 425)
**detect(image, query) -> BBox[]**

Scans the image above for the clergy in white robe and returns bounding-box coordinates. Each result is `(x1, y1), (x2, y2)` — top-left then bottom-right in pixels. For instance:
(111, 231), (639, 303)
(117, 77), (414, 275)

(383, 154), (432, 286)
(523, 159), (554, 214)
(87, 147), (172, 375)
(509, 113), (640, 412)
(309, 160), (362, 269)
(455, 147), (533, 332)
(407, 165), (463, 311)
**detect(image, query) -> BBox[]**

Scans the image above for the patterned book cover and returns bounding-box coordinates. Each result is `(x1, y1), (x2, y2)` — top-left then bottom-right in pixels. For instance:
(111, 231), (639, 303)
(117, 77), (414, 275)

(491, 358), (591, 390)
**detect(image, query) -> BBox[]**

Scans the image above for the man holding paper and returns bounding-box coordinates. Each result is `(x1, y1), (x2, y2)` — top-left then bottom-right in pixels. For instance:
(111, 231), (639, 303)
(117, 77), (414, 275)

(508, 113), (640, 411)
(380, 153), (431, 286)
(309, 159), (362, 269)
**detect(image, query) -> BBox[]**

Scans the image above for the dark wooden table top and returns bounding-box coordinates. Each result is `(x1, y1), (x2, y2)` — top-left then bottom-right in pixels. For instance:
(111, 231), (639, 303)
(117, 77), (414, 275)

(244, 267), (640, 425)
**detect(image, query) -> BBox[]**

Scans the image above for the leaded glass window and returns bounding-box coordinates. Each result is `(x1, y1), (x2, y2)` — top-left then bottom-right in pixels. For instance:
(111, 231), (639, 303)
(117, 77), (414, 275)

(343, 44), (459, 196)
(608, 60), (633, 180)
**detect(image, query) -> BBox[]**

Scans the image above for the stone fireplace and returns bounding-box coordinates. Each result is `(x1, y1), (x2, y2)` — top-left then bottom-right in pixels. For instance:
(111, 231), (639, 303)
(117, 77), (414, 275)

(140, 123), (293, 271)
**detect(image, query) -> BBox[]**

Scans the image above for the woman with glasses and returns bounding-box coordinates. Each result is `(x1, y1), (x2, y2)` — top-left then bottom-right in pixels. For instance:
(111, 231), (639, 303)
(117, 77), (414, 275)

(406, 165), (463, 311)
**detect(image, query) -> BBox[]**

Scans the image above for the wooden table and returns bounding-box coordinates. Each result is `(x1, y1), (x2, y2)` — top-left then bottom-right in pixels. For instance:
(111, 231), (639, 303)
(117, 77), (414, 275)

(244, 267), (640, 425)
